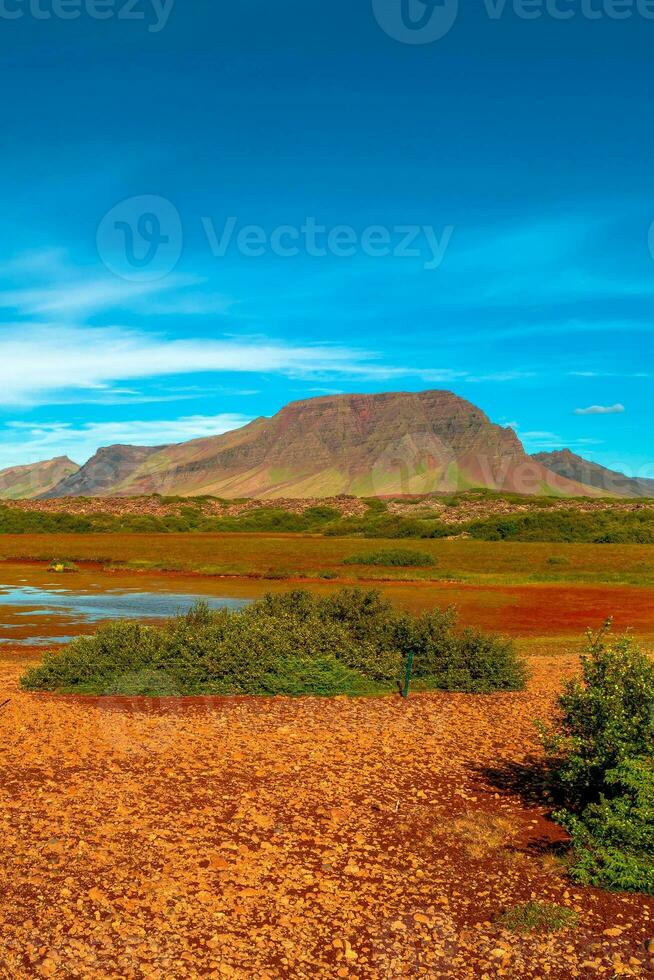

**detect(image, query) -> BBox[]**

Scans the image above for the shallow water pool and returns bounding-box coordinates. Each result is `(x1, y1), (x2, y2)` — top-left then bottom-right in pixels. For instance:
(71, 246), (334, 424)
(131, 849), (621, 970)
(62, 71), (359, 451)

(0, 577), (249, 645)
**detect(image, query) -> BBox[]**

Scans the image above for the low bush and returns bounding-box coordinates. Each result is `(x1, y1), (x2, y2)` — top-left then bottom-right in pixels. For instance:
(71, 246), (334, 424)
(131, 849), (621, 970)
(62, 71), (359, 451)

(543, 624), (654, 893)
(467, 509), (654, 544)
(409, 613), (527, 693)
(21, 587), (525, 698)
(343, 548), (436, 567)
(558, 760), (654, 894)
(543, 624), (654, 806)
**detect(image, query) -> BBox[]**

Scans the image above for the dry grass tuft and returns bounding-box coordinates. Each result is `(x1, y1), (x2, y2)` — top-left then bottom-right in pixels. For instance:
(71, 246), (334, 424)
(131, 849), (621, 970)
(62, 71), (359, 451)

(451, 812), (518, 859)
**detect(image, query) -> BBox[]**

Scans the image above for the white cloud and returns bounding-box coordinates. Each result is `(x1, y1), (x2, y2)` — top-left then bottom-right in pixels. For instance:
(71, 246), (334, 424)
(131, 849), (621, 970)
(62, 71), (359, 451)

(1, 414), (253, 468)
(0, 276), (195, 316)
(0, 321), (534, 408)
(465, 371), (535, 383)
(574, 403), (625, 416)
(0, 248), (237, 322)
(0, 324), (404, 406)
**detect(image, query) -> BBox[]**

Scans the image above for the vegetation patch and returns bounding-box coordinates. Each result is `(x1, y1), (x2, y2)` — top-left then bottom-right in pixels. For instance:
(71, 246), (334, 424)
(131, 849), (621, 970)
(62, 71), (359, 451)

(497, 901), (578, 935)
(20, 588), (526, 698)
(48, 559), (79, 573)
(467, 509), (654, 544)
(452, 812), (517, 859)
(343, 548), (436, 567)
(559, 760), (654, 894)
(4, 492), (654, 543)
(542, 624), (654, 893)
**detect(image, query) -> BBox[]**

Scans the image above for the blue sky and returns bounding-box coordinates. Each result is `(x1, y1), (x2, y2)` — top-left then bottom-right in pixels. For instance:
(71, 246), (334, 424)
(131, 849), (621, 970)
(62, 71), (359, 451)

(0, 0), (652, 477)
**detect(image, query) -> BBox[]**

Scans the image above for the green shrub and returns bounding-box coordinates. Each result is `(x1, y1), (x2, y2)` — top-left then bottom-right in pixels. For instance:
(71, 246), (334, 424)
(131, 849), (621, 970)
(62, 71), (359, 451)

(408, 612), (527, 692)
(103, 668), (180, 697)
(466, 509), (654, 544)
(21, 588), (525, 698)
(318, 587), (399, 644)
(302, 505), (340, 522)
(558, 760), (654, 894)
(343, 548), (436, 567)
(249, 588), (318, 621)
(323, 513), (450, 539)
(543, 625), (654, 894)
(0, 507), (95, 534)
(362, 497), (388, 514)
(20, 621), (168, 694)
(543, 624), (654, 807)
(497, 901), (578, 934)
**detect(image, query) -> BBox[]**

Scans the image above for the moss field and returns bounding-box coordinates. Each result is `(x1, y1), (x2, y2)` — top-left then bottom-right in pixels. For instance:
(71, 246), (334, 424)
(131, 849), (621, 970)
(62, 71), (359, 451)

(0, 532), (652, 586)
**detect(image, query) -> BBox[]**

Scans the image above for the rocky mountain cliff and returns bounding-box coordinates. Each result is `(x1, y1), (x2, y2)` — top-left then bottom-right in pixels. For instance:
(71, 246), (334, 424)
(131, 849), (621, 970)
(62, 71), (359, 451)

(44, 391), (596, 499)
(533, 449), (654, 499)
(0, 456), (79, 499)
(43, 445), (164, 498)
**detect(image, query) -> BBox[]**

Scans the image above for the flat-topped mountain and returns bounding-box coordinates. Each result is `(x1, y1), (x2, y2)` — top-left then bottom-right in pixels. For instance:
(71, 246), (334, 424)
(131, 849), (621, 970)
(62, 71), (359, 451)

(533, 449), (654, 498)
(0, 456), (79, 500)
(43, 391), (596, 499)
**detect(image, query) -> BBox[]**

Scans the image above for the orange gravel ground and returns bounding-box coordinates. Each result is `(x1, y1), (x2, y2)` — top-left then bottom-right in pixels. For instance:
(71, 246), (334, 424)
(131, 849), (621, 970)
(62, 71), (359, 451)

(1, 651), (653, 978)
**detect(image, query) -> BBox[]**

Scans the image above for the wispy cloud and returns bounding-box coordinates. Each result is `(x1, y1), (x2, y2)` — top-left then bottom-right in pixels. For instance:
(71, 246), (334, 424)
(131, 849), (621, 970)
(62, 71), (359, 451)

(513, 426), (604, 454)
(0, 278), (181, 318)
(465, 371), (535, 384)
(2, 414), (253, 467)
(0, 324), (400, 405)
(0, 317), (537, 407)
(0, 247), (234, 321)
(574, 403), (625, 416)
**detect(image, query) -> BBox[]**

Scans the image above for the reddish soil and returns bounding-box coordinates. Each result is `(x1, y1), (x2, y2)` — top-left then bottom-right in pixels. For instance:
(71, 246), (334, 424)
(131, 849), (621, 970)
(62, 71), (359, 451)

(1, 652), (652, 978)
(421, 582), (654, 636)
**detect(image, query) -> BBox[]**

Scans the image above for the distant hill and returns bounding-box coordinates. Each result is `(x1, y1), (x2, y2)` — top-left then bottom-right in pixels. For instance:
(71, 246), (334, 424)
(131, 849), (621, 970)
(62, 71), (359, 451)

(44, 445), (165, 498)
(44, 391), (597, 499)
(0, 456), (79, 499)
(533, 449), (654, 499)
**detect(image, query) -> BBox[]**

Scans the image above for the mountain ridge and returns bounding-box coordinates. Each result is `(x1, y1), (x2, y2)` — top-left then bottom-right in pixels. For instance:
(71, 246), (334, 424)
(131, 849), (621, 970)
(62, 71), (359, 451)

(533, 449), (654, 499)
(41, 390), (599, 499)
(0, 456), (80, 500)
(44, 444), (166, 498)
